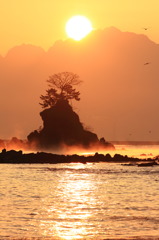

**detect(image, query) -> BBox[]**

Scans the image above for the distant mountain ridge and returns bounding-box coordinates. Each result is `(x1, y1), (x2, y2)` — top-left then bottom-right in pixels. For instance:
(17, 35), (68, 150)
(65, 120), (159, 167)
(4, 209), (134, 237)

(0, 27), (159, 141)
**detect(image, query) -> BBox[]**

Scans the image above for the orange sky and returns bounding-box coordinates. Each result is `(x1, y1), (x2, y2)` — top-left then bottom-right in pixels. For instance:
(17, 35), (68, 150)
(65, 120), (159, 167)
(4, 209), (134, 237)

(0, 0), (159, 56)
(0, 0), (159, 142)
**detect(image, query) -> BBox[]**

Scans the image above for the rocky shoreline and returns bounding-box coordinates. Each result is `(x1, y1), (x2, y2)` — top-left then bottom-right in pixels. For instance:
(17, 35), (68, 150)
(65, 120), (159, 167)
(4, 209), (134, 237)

(0, 149), (159, 165)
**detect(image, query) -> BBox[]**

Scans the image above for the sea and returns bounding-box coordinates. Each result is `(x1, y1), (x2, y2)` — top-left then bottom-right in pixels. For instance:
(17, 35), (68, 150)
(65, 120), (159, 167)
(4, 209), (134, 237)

(0, 144), (159, 240)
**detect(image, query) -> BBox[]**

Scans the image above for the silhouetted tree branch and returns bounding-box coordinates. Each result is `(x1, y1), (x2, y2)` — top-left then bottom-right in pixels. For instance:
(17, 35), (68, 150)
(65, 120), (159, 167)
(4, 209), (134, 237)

(40, 72), (82, 108)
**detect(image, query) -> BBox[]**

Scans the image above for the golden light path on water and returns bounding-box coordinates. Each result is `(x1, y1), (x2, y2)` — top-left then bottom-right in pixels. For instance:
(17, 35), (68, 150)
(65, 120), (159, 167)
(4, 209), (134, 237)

(24, 157), (159, 239)
(1, 143), (159, 239)
(0, 158), (159, 239)
(38, 163), (98, 239)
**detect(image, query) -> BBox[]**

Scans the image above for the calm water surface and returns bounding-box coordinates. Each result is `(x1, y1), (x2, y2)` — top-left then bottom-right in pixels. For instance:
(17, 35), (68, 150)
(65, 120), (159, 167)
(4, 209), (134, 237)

(0, 161), (159, 240)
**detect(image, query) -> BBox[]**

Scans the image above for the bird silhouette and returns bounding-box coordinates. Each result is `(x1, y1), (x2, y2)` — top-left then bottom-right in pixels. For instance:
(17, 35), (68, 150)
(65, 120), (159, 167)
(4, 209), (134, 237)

(144, 62), (151, 65)
(142, 27), (150, 30)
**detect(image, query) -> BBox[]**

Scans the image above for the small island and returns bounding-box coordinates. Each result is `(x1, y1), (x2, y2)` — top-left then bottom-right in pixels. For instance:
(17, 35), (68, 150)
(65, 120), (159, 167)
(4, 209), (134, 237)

(0, 72), (114, 153)
(27, 71), (114, 151)
(1, 72), (158, 166)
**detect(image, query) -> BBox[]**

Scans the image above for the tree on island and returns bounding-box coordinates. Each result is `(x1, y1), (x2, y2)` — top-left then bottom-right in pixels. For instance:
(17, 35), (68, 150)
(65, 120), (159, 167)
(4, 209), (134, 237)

(27, 71), (114, 150)
(40, 72), (82, 108)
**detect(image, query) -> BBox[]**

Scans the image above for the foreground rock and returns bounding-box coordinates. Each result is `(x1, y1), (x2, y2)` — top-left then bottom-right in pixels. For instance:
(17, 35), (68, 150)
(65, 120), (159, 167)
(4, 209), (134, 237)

(0, 149), (159, 165)
(27, 100), (114, 151)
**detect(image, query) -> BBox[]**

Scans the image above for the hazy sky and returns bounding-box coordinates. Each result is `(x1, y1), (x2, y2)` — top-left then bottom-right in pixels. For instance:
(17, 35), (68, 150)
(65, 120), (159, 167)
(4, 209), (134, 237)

(1, 0), (159, 142)
(0, 0), (159, 56)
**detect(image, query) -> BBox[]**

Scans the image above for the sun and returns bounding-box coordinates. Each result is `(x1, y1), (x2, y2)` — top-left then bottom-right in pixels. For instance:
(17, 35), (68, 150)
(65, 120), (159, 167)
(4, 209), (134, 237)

(66, 15), (93, 41)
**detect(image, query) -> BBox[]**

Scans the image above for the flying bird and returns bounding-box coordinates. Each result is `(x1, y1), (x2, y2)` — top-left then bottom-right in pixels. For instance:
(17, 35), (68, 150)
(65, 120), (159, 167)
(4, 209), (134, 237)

(142, 27), (150, 30)
(144, 62), (151, 65)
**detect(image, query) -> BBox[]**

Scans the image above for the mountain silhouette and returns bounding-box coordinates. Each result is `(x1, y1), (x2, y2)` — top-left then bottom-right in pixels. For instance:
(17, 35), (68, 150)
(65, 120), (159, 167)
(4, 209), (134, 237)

(0, 27), (159, 141)
(5, 44), (45, 64)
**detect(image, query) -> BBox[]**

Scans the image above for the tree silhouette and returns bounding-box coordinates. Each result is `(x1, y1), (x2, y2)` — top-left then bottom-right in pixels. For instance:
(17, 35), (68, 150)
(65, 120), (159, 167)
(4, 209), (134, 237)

(40, 72), (82, 108)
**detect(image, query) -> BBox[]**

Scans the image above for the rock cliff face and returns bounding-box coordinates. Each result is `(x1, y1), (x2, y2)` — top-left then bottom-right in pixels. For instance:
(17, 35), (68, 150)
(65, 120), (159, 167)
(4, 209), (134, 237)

(27, 100), (114, 150)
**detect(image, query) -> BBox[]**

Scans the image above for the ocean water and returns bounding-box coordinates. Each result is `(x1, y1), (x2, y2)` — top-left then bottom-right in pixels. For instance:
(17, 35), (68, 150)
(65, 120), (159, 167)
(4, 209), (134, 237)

(0, 157), (159, 240)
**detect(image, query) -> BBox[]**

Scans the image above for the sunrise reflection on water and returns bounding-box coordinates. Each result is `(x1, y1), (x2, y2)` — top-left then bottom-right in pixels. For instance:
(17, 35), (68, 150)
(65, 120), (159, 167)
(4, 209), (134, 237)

(0, 160), (159, 239)
(39, 163), (99, 239)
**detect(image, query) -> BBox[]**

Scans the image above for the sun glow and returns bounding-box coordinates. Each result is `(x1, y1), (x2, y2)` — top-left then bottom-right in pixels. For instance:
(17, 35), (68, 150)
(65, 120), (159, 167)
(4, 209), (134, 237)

(66, 15), (93, 41)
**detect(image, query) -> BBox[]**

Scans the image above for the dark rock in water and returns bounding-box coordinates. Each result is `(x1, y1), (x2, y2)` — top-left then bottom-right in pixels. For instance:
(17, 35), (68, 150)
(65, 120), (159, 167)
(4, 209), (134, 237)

(27, 99), (114, 150)
(137, 161), (158, 167)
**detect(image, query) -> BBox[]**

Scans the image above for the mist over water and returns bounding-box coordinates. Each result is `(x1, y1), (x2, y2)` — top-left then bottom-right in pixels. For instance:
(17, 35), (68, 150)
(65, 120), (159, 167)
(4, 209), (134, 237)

(113, 143), (159, 159)
(1, 140), (159, 160)
(0, 145), (159, 240)
(66, 143), (159, 160)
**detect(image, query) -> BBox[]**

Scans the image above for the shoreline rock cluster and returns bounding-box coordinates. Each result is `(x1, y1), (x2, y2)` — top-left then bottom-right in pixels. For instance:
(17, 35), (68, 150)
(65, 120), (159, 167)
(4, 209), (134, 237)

(0, 148), (158, 165)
